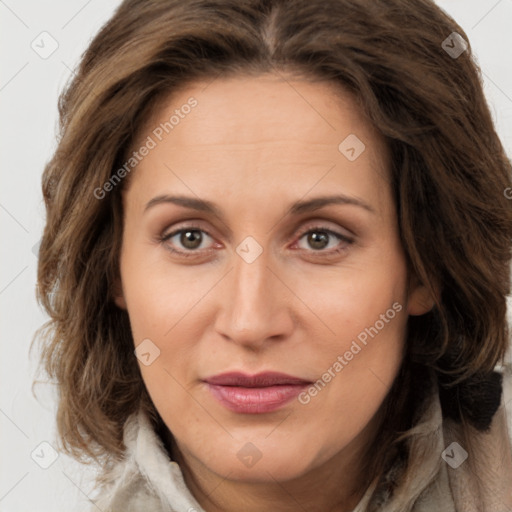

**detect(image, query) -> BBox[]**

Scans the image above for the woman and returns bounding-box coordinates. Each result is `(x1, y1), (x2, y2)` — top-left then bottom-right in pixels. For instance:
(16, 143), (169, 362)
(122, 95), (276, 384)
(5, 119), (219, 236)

(33, 0), (512, 510)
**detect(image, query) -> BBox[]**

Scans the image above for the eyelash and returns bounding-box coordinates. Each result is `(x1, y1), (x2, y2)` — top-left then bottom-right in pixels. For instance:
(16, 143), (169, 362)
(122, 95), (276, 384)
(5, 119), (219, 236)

(158, 223), (354, 259)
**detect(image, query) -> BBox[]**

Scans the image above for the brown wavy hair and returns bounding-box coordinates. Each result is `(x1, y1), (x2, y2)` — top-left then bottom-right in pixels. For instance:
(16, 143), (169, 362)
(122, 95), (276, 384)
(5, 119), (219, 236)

(32, 0), (512, 503)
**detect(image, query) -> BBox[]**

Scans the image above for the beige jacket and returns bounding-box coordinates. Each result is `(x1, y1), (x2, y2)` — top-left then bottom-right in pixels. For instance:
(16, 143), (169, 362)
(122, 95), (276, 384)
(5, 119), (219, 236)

(90, 366), (512, 512)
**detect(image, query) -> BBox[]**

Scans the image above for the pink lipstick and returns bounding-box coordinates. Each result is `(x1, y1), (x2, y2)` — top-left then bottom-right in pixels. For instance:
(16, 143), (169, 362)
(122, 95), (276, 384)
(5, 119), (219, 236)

(203, 371), (311, 414)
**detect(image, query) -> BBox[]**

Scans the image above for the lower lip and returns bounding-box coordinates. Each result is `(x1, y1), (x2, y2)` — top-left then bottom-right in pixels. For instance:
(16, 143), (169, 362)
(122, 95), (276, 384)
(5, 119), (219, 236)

(205, 383), (308, 414)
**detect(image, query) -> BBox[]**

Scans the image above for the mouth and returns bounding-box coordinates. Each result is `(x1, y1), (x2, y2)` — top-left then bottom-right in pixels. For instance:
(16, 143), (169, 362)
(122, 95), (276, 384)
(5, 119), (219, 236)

(203, 371), (312, 414)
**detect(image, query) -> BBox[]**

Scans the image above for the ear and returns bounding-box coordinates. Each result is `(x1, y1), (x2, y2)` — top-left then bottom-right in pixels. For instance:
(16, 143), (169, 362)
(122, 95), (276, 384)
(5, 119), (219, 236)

(407, 273), (438, 316)
(112, 275), (127, 310)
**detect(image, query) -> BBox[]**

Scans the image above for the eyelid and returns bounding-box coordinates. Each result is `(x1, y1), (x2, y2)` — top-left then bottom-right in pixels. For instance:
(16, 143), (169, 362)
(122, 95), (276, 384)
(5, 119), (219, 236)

(160, 223), (216, 249)
(291, 224), (354, 255)
(160, 219), (352, 243)
(294, 221), (353, 240)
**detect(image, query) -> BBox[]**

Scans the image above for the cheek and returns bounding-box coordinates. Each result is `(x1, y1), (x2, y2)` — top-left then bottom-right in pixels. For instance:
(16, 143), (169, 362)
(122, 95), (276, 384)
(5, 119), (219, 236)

(297, 304), (407, 464)
(305, 298), (407, 399)
(295, 250), (408, 422)
(300, 252), (408, 351)
(119, 242), (200, 337)
(119, 250), (212, 404)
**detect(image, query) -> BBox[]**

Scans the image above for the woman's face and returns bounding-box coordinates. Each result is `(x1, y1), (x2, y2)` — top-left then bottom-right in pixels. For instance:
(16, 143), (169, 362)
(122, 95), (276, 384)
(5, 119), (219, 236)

(115, 73), (432, 484)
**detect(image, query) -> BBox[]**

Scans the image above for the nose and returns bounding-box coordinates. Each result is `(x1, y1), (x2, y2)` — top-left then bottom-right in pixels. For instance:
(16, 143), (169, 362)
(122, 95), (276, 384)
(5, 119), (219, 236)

(213, 246), (294, 350)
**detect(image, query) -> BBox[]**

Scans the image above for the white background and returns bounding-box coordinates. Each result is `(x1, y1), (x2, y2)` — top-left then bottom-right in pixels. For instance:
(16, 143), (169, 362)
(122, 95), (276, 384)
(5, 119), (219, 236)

(1, 1), (512, 510)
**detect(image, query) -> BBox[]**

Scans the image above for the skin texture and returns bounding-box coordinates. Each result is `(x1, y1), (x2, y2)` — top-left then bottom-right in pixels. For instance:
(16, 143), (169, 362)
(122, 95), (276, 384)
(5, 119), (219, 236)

(114, 73), (434, 512)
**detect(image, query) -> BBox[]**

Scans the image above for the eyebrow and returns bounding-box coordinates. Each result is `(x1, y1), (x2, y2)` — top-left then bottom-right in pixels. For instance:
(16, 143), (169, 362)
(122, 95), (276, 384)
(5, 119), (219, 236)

(144, 194), (375, 218)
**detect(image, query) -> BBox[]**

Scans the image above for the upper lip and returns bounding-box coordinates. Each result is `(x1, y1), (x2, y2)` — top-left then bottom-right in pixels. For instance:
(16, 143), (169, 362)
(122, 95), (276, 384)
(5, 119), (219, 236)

(203, 371), (312, 387)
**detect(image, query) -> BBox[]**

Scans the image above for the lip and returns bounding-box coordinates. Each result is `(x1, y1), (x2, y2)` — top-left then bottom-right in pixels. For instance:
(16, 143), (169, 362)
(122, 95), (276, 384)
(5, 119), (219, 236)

(203, 372), (312, 414)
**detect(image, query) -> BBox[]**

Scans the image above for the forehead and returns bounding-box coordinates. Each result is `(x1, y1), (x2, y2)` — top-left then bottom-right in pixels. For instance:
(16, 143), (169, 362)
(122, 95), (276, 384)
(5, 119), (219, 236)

(139, 73), (384, 148)
(125, 74), (391, 214)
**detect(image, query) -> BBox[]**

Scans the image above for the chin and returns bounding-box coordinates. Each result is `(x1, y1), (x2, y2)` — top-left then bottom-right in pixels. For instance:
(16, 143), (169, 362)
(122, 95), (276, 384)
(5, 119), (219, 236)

(193, 437), (321, 483)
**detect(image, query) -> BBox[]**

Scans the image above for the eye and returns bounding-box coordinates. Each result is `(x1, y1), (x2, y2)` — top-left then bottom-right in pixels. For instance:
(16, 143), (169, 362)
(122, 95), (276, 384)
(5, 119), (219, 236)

(294, 225), (354, 256)
(158, 223), (354, 259)
(159, 224), (215, 258)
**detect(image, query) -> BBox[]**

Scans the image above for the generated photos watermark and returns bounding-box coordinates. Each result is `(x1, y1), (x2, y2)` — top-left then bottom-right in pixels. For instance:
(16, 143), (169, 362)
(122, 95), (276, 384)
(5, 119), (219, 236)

(94, 96), (198, 199)
(298, 301), (403, 404)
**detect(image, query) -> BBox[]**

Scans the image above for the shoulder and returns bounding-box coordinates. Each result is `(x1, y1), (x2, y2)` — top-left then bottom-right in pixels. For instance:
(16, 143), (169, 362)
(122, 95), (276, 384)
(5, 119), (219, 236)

(440, 364), (512, 511)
